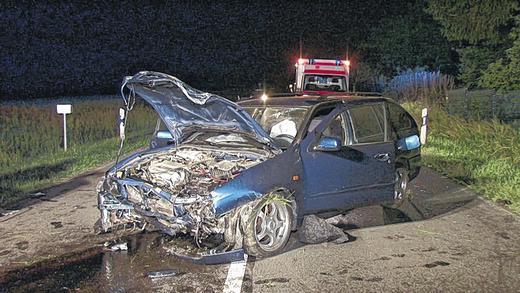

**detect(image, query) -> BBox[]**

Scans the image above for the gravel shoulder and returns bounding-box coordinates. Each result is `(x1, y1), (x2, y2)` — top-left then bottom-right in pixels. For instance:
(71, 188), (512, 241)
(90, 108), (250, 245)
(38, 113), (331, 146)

(0, 165), (116, 274)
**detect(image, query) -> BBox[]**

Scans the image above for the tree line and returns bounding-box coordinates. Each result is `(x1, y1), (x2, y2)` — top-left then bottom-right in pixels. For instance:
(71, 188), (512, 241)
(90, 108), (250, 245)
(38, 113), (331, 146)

(427, 0), (519, 92)
(2, 1), (517, 99)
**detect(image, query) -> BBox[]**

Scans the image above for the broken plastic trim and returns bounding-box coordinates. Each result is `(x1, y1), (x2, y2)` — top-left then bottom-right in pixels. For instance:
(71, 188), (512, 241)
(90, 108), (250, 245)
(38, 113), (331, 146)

(174, 248), (245, 265)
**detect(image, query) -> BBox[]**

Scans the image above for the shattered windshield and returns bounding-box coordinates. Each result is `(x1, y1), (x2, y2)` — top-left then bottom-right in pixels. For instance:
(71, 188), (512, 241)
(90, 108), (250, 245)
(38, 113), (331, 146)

(245, 107), (309, 141)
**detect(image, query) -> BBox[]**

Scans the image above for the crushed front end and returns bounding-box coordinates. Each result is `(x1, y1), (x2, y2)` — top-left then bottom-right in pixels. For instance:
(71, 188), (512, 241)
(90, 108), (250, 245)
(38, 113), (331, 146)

(97, 144), (274, 246)
(97, 71), (280, 251)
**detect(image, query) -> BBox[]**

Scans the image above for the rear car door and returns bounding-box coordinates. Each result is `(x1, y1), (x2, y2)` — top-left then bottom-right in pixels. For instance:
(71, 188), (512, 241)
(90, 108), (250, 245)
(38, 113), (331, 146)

(300, 103), (395, 214)
(345, 103), (396, 206)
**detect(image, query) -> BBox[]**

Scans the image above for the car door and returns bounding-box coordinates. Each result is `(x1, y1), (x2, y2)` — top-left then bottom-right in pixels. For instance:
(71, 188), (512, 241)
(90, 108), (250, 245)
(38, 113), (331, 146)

(346, 103), (396, 205)
(300, 103), (395, 214)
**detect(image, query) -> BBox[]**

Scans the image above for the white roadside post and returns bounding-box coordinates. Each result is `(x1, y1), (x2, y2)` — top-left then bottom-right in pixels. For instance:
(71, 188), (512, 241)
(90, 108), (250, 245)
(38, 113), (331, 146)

(420, 108), (428, 145)
(56, 104), (72, 151)
(119, 108), (126, 141)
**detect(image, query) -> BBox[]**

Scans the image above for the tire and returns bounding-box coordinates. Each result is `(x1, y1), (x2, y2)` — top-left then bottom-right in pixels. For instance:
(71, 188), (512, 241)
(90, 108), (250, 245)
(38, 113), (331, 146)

(389, 167), (410, 209)
(243, 197), (293, 258)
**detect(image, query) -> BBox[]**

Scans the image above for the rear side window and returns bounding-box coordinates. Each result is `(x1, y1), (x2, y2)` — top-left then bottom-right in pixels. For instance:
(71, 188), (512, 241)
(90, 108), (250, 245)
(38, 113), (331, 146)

(348, 105), (385, 144)
(387, 103), (414, 138)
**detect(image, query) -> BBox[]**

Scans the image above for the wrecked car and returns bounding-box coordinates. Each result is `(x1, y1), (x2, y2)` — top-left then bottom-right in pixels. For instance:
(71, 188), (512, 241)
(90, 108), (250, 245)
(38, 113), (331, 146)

(97, 71), (421, 258)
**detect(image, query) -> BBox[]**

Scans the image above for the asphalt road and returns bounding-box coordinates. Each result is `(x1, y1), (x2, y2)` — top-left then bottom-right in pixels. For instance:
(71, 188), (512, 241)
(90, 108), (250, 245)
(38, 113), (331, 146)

(0, 167), (519, 292)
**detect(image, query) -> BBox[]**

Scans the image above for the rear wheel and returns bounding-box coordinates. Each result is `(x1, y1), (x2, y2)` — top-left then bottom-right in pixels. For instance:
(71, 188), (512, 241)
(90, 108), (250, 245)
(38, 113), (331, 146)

(243, 198), (293, 258)
(391, 167), (410, 208)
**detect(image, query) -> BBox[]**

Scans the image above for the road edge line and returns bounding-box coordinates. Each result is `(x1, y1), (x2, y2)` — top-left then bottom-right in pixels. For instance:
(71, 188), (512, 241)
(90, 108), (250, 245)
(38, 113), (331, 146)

(223, 254), (248, 293)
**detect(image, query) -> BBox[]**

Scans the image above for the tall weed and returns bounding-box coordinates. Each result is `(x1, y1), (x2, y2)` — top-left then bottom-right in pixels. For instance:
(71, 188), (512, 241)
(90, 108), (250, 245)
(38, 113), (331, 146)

(384, 69), (455, 104)
(404, 103), (520, 212)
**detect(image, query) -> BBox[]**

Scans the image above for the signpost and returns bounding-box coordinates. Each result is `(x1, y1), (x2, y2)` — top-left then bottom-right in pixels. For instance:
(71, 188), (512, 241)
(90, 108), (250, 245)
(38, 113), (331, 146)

(56, 104), (72, 151)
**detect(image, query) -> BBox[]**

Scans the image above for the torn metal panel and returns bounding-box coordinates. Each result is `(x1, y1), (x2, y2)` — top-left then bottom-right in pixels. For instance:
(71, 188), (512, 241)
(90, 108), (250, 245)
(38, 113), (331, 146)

(210, 182), (263, 217)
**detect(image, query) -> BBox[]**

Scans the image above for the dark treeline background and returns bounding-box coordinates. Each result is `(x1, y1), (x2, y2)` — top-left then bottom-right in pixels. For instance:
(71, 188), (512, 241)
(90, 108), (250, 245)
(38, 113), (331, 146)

(1, 0), (456, 99)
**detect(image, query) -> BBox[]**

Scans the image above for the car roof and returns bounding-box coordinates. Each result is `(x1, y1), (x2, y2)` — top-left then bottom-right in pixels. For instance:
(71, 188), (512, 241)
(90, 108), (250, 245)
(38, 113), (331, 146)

(237, 93), (393, 108)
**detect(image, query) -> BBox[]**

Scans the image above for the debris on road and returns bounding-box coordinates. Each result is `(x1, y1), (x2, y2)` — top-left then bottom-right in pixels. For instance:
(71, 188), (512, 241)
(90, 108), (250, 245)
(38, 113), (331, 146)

(0, 209), (20, 218)
(298, 215), (351, 244)
(108, 242), (128, 251)
(0, 208), (30, 222)
(50, 221), (63, 229)
(147, 269), (185, 279)
(30, 192), (46, 198)
(174, 248), (246, 265)
(424, 260), (450, 268)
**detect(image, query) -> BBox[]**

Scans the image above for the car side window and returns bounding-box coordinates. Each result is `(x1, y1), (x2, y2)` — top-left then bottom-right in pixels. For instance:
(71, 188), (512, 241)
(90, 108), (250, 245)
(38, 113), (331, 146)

(316, 113), (348, 146)
(387, 103), (414, 138)
(348, 105), (385, 144)
(306, 106), (335, 134)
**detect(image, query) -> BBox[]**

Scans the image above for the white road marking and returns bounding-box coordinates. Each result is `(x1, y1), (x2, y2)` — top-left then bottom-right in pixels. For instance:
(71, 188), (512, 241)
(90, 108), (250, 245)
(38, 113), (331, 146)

(223, 254), (248, 293)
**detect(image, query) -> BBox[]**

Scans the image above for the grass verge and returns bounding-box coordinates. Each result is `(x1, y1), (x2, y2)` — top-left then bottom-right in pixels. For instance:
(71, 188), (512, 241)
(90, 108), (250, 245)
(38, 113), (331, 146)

(0, 97), (156, 208)
(404, 103), (520, 213)
(0, 134), (149, 208)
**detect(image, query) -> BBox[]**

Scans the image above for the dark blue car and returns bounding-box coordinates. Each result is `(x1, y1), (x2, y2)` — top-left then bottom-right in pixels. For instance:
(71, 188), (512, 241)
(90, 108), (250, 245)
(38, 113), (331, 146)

(97, 72), (421, 258)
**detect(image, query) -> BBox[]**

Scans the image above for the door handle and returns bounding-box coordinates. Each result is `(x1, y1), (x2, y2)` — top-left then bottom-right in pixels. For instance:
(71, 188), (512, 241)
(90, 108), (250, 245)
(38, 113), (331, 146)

(374, 153), (391, 163)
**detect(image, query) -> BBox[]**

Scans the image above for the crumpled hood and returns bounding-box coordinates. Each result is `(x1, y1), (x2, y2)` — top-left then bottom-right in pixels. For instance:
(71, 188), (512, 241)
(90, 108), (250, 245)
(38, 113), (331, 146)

(121, 71), (272, 145)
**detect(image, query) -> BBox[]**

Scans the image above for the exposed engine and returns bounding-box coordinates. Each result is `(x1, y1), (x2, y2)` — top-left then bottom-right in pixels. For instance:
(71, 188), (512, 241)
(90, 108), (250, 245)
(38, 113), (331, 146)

(128, 149), (260, 200)
(98, 145), (272, 242)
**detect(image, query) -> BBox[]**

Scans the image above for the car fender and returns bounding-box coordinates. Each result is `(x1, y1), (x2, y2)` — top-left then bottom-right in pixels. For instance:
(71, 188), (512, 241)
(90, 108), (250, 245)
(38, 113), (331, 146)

(210, 147), (303, 217)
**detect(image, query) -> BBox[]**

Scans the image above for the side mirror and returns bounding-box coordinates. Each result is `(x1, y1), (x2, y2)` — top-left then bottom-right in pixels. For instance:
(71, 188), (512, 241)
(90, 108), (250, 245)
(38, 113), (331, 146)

(396, 134), (420, 151)
(150, 130), (175, 149)
(314, 136), (342, 152)
(156, 130), (173, 140)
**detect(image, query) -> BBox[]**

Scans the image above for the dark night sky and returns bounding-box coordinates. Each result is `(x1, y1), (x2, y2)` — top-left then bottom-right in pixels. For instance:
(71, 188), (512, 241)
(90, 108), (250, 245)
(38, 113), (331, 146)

(0, 1), (455, 99)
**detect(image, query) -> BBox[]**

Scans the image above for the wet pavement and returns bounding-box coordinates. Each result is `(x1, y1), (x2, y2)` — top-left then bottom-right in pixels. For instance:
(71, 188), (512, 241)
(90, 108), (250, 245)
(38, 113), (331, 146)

(0, 233), (231, 292)
(1, 167), (519, 292)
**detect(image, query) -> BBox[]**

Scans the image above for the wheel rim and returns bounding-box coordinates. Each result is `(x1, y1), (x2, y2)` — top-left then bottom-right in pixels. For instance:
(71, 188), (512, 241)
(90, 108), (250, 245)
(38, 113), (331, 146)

(253, 201), (290, 252)
(394, 169), (408, 201)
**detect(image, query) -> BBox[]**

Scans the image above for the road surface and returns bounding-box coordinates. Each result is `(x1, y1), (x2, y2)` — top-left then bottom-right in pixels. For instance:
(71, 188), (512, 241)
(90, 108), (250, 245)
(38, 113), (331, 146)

(0, 167), (518, 292)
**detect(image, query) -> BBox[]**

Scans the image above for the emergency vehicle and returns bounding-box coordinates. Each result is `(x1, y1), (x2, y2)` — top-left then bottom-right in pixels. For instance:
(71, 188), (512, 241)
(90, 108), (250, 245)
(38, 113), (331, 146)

(293, 58), (350, 94)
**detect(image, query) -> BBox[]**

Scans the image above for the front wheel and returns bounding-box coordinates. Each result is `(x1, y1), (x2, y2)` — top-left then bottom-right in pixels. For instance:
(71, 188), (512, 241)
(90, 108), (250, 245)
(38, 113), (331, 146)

(243, 198), (293, 258)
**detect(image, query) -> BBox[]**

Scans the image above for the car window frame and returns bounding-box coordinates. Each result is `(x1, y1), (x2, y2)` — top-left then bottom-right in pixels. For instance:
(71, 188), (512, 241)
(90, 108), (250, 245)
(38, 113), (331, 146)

(346, 103), (389, 146)
(298, 102), (340, 141)
(312, 111), (349, 147)
(385, 101), (417, 139)
(304, 104), (349, 152)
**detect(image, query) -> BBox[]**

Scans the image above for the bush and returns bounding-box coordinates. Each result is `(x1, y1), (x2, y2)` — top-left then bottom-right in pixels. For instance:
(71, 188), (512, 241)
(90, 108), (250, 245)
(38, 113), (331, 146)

(384, 68), (455, 104)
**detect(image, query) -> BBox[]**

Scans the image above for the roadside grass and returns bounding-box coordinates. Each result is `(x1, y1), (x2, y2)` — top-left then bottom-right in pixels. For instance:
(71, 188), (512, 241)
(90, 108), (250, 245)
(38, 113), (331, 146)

(0, 97), (157, 208)
(404, 103), (520, 213)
